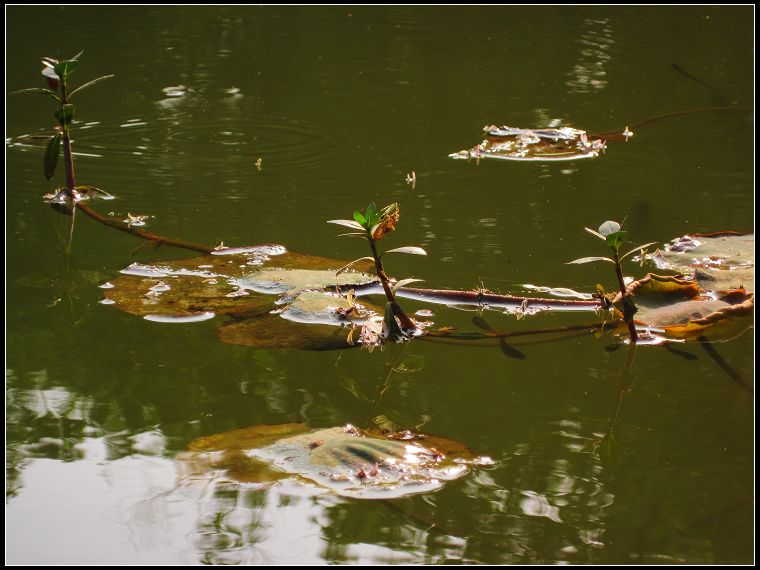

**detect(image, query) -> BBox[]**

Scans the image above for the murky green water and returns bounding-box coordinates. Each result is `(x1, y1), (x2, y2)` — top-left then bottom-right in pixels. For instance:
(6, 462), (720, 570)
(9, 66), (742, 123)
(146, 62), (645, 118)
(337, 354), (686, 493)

(6, 6), (754, 564)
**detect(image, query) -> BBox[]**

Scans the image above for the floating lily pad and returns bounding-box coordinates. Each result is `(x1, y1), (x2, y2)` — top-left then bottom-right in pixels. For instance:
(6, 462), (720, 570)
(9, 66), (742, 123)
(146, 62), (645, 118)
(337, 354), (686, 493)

(234, 268), (378, 295)
(619, 274), (753, 342)
(648, 232), (754, 293)
(101, 245), (378, 318)
(449, 125), (606, 162)
(179, 423), (492, 500)
(218, 291), (383, 351)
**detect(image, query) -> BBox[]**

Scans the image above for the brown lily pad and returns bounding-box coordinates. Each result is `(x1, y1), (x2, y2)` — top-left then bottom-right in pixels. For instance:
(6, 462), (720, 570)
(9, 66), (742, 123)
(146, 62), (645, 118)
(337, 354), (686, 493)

(449, 125), (606, 162)
(218, 291), (384, 351)
(101, 245), (378, 319)
(648, 232), (754, 293)
(617, 274), (754, 342)
(178, 423), (493, 500)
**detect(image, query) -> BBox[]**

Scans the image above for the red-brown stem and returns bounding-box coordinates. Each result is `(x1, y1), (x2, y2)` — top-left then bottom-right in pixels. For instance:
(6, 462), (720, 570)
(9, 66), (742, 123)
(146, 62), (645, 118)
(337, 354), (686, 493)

(62, 133), (76, 194)
(393, 287), (600, 311)
(59, 83), (76, 201)
(368, 238), (417, 331)
(613, 252), (638, 343)
(592, 106), (753, 142)
(75, 202), (214, 254)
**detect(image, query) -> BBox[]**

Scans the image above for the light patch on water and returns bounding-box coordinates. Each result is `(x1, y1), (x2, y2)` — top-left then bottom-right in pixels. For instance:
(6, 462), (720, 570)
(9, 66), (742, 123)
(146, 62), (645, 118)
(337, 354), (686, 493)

(521, 284), (594, 300)
(519, 490), (563, 523)
(211, 244), (287, 257)
(120, 263), (170, 278)
(120, 263), (218, 279)
(162, 85), (187, 97)
(71, 151), (103, 158)
(143, 312), (215, 323)
(225, 288), (250, 298)
(130, 430), (167, 456)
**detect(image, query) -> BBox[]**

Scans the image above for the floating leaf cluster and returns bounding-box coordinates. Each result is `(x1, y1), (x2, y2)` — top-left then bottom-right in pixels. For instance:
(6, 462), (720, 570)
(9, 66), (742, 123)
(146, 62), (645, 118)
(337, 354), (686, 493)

(449, 125), (607, 162)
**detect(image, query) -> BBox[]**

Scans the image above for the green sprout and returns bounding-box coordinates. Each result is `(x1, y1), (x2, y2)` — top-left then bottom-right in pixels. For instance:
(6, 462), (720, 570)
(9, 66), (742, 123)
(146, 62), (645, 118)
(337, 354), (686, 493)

(328, 202), (425, 342)
(11, 51), (114, 204)
(568, 220), (658, 343)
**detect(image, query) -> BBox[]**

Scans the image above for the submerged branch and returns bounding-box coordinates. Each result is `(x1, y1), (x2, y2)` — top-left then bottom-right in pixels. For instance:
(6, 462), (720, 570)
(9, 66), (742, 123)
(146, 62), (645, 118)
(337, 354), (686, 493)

(593, 106), (753, 141)
(75, 202), (214, 254)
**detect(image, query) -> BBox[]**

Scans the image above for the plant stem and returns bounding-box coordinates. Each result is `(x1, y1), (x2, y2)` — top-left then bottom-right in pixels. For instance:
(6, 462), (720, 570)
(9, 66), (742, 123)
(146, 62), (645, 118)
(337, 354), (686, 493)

(59, 83), (76, 202)
(613, 252), (638, 343)
(368, 238), (417, 332)
(75, 202), (214, 254)
(62, 131), (76, 197)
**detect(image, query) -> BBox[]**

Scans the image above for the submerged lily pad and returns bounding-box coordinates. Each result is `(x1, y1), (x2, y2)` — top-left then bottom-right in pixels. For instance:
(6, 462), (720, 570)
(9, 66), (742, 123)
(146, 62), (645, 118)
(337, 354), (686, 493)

(449, 125), (606, 162)
(102, 245), (378, 318)
(179, 423), (492, 500)
(647, 232), (754, 293)
(618, 274), (753, 342)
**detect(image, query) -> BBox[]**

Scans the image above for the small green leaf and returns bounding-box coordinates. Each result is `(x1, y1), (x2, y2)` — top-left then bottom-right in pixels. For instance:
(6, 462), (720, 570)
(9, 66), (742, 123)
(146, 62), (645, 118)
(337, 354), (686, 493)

(567, 256), (615, 265)
(598, 220), (621, 237)
(382, 246), (427, 257)
(620, 242), (659, 261)
(54, 103), (75, 126)
(391, 278), (424, 294)
(353, 211), (367, 227)
(9, 87), (61, 103)
(44, 133), (62, 180)
(335, 257), (375, 276)
(327, 219), (364, 230)
(365, 203), (378, 226)
(69, 74), (115, 98)
(605, 230), (627, 251)
(54, 60), (79, 80)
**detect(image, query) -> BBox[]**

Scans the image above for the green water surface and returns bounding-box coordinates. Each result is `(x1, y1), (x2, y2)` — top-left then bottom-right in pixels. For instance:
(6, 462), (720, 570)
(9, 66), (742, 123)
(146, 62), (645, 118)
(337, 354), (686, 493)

(6, 6), (754, 564)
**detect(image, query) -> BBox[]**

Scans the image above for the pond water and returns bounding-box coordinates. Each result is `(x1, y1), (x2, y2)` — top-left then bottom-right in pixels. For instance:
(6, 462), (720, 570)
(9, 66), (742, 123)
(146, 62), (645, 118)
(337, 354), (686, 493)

(6, 6), (754, 565)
